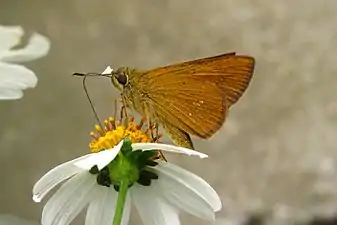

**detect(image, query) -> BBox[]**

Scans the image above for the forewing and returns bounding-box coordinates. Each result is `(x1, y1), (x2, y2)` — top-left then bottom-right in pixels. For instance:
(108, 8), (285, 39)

(142, 53), (255, 107)
(202, 55), (255, 106)
(138, 74), (227, 138)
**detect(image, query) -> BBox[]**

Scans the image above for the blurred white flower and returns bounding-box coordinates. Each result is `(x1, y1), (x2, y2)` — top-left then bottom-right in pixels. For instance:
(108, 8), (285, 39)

(0, 25), (50, 100)
(0, 214), (39, 225)
(33, 141), (221, 225)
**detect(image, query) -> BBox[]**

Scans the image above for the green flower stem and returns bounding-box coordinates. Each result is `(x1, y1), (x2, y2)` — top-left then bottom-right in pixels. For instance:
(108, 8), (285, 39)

(112, 179), (129, 225)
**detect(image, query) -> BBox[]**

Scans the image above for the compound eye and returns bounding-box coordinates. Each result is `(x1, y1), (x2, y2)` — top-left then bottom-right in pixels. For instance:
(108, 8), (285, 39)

(116, 73), (128, 85)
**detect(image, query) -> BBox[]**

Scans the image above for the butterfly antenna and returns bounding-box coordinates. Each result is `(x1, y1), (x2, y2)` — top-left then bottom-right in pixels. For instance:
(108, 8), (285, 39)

(73, 72), (112, 78)
(82, 76), (104, 132)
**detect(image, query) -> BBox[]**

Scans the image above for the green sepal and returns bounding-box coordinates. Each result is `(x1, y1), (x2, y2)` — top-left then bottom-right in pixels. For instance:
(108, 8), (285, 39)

(89, 165), (99, 174)
(138, 150), (157, 161)
(113, 185), (119, 192)
(145, 160), (158, 167)
(94, 139), (160, 190)
(120, 138), (133, 154)
(108, 151), (139, 187)
(141, 170), (158, 180)
(126, 149), (143, 160)
(136, 150), (158, 170)
(137, 174), (151, 186)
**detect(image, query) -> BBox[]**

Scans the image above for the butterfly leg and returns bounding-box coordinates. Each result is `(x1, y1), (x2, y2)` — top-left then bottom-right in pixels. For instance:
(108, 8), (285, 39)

(144, 118), (167, 162)
(117, 95), (130, 126)
(120, 94), (129, 118)
(154, 122), (167, 162)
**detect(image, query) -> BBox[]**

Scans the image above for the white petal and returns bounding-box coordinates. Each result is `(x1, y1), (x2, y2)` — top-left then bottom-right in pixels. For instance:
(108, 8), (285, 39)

(86, 187), (131, 225)
(1, 32), (50, 63)
(74, 140), (123, 170)
(101, 66), (113, 75)
(32, 154), (91, 203)
(85, 186), (115, 225)
(132, 183), (180, 225)
(0, 87), (23, 100)
(154, 162), (222, 219)
(0, 26), (23, 52)
(42, 172), (96, 225)
(0, 62), (37, 100)
(131, 143), (208, 158)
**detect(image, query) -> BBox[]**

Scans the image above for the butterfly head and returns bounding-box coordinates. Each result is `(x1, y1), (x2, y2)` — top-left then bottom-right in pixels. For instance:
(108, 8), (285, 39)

(111, 67), (130, 91)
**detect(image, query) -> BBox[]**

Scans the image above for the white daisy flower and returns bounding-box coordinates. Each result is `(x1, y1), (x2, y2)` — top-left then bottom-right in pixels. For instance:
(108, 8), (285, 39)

(0, 25), (50, 100)
(33, 116), (221, 225)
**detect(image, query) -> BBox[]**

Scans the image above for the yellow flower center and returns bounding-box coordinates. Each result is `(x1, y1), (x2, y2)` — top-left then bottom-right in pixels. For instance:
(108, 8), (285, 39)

(89, 116), (161, 153)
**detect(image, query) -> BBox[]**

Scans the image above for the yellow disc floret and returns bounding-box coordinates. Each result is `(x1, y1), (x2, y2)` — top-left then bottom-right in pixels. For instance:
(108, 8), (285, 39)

(89, 116), (161, 153)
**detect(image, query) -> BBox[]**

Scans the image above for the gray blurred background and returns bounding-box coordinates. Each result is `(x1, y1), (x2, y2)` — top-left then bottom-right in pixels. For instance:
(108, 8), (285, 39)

(0, 0), (337, 225)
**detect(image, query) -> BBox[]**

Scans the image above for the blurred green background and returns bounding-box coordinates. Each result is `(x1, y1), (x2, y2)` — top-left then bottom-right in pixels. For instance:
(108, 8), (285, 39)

(1, 0), (337, 225)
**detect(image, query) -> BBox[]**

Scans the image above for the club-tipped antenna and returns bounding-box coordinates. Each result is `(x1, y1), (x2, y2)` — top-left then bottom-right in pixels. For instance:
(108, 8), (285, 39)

(73, 72), (112, 78)
(81, 75), (104, 132)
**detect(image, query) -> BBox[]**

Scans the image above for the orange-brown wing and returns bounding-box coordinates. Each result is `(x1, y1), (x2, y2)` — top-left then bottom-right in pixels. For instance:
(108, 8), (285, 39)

(141, 52), (255, 107)
(200, 55), (255, 106)
(136, 73), (227, 138)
